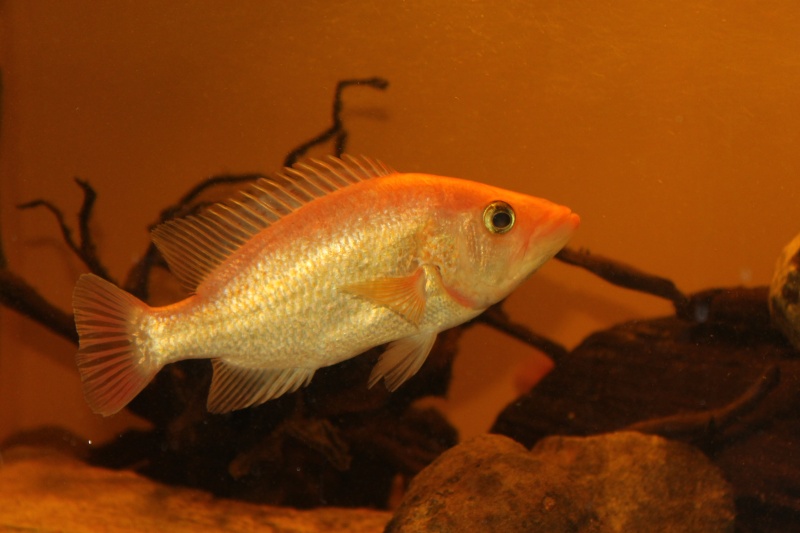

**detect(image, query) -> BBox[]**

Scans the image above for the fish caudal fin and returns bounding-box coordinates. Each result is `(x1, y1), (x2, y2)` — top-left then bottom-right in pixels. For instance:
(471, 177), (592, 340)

(72, 273), (159, 416)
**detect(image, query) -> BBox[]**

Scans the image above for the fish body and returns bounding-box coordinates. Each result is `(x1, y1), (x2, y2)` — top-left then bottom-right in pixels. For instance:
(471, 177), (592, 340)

(73, 155), (579, 415)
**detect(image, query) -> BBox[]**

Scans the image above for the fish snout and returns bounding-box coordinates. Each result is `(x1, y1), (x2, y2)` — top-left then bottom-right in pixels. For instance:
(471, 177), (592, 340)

(566, 210), (581, 230)
(539, 205), (580, 239)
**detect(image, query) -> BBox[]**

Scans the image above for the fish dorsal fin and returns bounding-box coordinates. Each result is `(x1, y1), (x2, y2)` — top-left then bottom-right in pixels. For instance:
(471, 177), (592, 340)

(151, 155), (396, 291)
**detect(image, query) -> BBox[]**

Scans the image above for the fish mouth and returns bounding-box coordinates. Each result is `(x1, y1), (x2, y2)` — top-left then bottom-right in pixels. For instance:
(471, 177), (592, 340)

(520, 207), (579, 266)
(567, 211), (581, 230)
(539, 207), (580, 241)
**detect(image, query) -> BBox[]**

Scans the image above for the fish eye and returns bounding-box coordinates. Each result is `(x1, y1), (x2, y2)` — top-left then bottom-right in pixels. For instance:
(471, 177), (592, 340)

(483, 201), (515, 234)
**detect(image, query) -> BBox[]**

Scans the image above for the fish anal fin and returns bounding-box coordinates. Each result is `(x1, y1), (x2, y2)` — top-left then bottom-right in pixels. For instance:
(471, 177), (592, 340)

(151, 155), (395, 291)
(369, 331), (438, 391)
(208, 360), (315, 413)
(342, 268), (427, 326)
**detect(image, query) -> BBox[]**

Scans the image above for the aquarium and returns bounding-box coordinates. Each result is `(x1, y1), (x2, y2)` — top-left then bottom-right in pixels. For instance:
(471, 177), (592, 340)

(0, 1), (798, 531)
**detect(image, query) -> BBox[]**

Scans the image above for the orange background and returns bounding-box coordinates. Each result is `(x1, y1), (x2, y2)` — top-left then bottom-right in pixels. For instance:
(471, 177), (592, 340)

(1, 1), (798, 444)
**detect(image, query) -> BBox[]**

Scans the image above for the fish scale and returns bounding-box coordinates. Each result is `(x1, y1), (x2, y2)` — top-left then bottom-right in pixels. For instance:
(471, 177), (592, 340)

(73, 155), (579, 416)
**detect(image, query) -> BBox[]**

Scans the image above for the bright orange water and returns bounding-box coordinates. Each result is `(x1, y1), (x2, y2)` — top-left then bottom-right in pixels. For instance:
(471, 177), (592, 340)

(1, 1), (798, 441)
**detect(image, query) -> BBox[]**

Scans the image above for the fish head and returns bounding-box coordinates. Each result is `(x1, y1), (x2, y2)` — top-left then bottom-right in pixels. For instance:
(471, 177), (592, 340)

(436, 180), (580, 310)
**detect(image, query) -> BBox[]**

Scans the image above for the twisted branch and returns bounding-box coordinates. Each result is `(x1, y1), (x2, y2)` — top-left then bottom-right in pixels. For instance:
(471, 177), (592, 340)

(17, 178), (112, 282)
(283, 77), (389, 166)
(0, 268), (77, 344)
(474, 302), (569, 362)
(556, 247), (688, 312)
(625, 365), (781, 443)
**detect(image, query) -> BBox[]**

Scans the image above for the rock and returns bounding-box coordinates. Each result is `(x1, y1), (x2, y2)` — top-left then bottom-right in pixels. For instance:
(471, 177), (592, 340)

(0, 446), (391, 532)
(770, 231), (800, 350)
(492, 288), (800, 532)
(386, 432), (734, 533)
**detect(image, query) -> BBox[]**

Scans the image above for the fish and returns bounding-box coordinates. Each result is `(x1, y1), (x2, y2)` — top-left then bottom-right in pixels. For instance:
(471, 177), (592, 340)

(72, 155), (579, 416)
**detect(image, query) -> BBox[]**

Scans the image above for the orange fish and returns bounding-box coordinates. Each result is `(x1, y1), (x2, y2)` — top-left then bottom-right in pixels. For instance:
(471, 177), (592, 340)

(73, 155), (579, 415)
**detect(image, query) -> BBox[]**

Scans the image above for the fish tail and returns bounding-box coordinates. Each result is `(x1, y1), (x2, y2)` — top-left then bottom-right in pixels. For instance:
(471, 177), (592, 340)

(72, 273), (159, 416)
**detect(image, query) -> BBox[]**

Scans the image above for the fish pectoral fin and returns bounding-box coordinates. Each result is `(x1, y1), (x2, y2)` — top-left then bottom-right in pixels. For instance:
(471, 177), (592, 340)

(207, 360), (315, 413)
(369, 331), (438, 391)
(342, 267), (427, 326)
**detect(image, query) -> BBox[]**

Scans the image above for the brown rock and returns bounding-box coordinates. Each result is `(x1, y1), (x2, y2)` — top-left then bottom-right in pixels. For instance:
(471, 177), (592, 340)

(492, 288), (800, 531)
(770, 231), (800, 350)
(0, 447), (391, 532)
(386, 432), (734, 533)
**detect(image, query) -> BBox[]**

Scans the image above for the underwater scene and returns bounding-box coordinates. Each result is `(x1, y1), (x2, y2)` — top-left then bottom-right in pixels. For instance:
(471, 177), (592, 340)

(1, 2), (798, 531)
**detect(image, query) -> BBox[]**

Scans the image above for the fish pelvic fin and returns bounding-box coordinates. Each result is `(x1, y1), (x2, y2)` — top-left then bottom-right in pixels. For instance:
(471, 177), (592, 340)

(72, 273), (159, 417)
(207, 361), (315, 413)
(369, 331), (438, 391)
